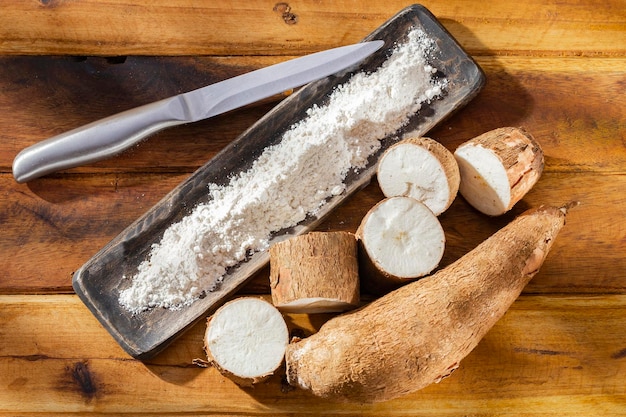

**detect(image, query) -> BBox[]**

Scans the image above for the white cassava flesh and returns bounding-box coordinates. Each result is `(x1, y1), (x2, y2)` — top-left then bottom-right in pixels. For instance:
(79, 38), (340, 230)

(204, 297), (288, 386)
(377, 137), (460, 215)
(269, 232), (360, 313)
(356, 196), (445, 293)
(286, 204), (573, 403)
(454, 127), (544, 216)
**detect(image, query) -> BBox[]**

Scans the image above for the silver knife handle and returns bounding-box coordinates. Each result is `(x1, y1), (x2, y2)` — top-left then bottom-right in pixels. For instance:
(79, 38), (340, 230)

(12, 96), (189, 183)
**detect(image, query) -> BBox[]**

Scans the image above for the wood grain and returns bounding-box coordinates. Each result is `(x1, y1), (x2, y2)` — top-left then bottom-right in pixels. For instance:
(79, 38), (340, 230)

(1, 0), (624, 56)
(0, 294), (624, 415)
(1, 0), (624, 414)
(2, 172), (624, 295)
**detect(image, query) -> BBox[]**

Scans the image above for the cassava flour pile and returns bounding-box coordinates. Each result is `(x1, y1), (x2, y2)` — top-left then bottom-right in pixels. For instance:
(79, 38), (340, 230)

(119, 28), (448, 313)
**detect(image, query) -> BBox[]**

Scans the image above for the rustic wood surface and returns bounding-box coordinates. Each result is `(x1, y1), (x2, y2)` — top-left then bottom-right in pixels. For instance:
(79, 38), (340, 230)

(1, 0), (624, 415)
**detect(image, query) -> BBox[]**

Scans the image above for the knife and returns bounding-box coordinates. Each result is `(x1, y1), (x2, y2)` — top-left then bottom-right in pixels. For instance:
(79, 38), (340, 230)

(12, 40), (383, 183)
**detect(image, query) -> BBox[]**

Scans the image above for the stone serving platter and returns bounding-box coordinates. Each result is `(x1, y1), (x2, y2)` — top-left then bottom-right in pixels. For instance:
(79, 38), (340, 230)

(72, 4), (486, 359)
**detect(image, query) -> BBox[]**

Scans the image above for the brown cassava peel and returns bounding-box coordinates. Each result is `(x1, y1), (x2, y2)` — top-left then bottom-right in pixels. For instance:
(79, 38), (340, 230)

(454, 127), (544, 216)
(285, 204), (573, 403)
(269, 231), (360, 313)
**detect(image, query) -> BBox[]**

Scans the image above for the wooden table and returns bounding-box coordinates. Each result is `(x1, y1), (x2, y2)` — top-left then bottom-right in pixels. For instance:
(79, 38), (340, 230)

(1, 1), (624, 415)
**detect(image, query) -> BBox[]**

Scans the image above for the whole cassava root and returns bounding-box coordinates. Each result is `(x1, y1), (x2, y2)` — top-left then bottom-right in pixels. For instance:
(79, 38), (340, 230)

(285, 204), (573, 403)
(454, 127), (544, 216)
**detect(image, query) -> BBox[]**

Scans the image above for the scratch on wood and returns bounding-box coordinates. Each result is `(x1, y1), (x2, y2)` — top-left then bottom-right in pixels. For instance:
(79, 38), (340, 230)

(273, 2), (298, 25)
(16, 202), (66, 237)
(514, 347), (569, 356)
(3, 354), (51, 361)
(611, 348), (626, 359)
(23, 354), (50, 361)
(38, 0), (64, 7)
(9, 377), (28, 389)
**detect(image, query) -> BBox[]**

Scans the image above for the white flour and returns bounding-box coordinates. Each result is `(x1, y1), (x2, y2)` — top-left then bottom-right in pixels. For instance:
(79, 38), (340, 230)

(119, 28), (447, 313)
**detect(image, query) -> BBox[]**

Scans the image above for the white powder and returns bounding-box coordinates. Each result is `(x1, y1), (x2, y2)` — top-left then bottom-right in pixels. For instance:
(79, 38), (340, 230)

(119, 28), (447, 313)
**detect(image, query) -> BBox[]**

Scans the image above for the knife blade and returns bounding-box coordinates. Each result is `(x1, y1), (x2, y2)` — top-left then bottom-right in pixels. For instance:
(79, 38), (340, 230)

(12, 40), (383, 183)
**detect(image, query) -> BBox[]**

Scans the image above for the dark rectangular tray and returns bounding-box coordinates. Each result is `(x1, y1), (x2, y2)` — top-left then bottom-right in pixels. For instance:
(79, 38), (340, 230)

(73, 4), (486, 359)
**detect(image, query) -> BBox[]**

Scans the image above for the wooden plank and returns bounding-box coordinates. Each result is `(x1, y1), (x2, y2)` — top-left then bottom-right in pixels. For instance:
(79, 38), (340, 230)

(0, 0), (622, 415)
(1, 57), (624, 174)
(1, 172), (624, 295)
(1, 54), (623, 293)
(0, 294), (624, 415)
(0, 0), (623, 56)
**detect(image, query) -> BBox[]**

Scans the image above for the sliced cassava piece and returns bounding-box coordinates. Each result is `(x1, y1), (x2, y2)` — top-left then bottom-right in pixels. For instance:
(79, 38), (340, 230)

(269, 231), (360, 313)
(377, 136), (460, 215)
(203, 297), (289, 387)
(286, 204), (573, 403)
(356, 196), (445, 294)
(454, 126), (544, 216)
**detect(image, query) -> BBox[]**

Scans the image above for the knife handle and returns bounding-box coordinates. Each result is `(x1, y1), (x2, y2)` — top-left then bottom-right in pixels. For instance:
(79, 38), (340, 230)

(12, 96), (189, 183)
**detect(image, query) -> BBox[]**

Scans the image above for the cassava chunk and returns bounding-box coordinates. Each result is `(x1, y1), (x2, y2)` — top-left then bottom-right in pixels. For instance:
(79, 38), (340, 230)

(377, 137), (460, 215)
(269, 231), (360, 313)
(356, 196), (445, 293)
(285, 204), (572, 403)
(454, 127), (544, 216)
(204, 297), (288, 387)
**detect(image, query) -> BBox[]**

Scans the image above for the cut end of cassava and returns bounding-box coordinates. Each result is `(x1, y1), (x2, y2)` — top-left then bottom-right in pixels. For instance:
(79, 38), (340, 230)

(269, 232), (360, 313)
(204, 297), (288, 387)
(357, 196), (445, 293)
(454, 127), (544, 216)
(377, 137), (460, 215)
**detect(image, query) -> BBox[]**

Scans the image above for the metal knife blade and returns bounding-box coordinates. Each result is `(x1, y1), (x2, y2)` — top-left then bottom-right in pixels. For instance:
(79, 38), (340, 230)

(12, 40), (383, 183)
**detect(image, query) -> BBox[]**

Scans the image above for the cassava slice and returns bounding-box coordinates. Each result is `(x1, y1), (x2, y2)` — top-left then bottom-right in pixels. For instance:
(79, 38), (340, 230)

(377, 137), (460, 215)
(356, 196), (445, 293)
(203, 297), (288, 387)
(286, 204), (573, 403)
(454, 127), (544, 216)
(269, 231), (360, 313)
